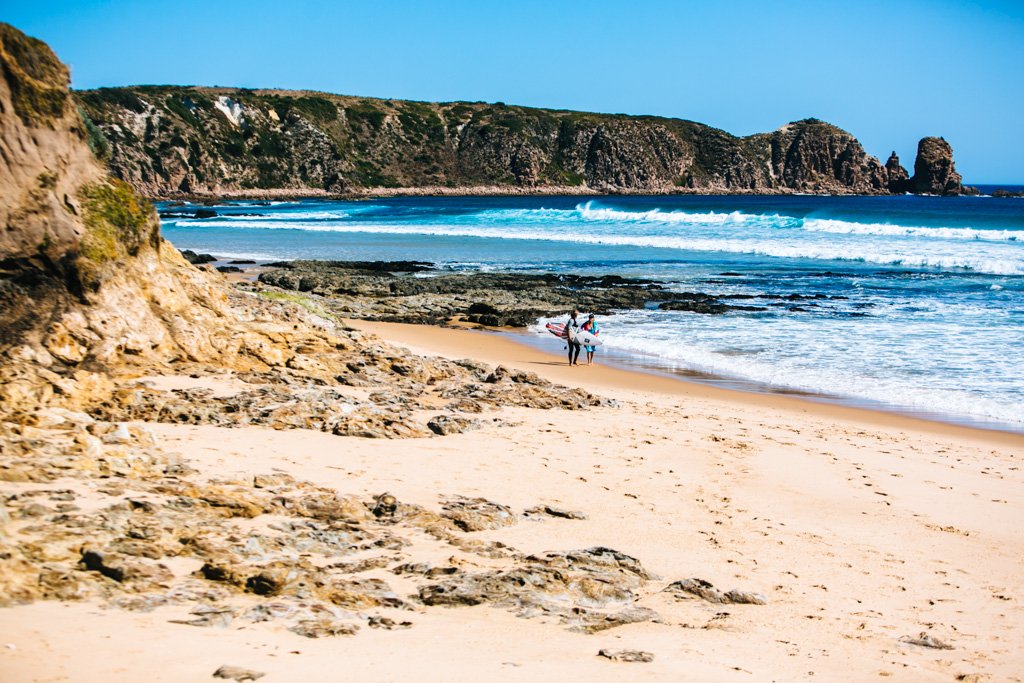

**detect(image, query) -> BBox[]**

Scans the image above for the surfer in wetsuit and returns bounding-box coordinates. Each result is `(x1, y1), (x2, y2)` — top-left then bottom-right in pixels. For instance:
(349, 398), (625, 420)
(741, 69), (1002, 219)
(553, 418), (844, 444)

(566, 310), (581, 366)
(581, 313), (599, 366)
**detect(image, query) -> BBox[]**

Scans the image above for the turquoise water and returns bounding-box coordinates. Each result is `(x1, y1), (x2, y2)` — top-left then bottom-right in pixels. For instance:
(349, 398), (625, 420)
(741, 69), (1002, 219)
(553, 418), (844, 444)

(160, 194), (1024, 432)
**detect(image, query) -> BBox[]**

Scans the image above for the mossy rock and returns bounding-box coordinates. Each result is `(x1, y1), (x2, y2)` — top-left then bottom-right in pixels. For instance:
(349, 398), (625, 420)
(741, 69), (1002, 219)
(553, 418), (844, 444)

(0, 23), (69, 126)
(76, 179), (158, 288)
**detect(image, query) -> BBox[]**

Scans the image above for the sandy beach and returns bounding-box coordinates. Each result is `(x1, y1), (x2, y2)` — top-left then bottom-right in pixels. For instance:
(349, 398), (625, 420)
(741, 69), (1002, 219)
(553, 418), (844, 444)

(2, 321), (1021, 682)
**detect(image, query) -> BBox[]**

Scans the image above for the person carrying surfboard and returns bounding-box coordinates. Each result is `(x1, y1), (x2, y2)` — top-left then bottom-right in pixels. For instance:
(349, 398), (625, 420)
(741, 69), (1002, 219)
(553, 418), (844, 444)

(566, 310), (581, 366)
(581, 313), (600, 366)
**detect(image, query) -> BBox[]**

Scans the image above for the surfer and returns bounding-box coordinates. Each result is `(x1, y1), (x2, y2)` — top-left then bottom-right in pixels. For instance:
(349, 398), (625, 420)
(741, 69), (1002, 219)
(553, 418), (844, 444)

(566, 310), (581, 366)
(581, 313), (599, 365)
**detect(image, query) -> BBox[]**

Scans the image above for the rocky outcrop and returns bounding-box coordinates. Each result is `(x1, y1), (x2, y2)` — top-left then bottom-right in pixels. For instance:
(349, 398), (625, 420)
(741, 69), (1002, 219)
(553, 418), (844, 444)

(0, 23), (239, 419)
(73, 83), (966, 197)
(255, 260), (676, 326)
(250, 261), (863, 322)
(911, 137), (963, 195)
(757, 119), (889, 194)
(885, 152), (911, 193)
(0, 24), (105, 278)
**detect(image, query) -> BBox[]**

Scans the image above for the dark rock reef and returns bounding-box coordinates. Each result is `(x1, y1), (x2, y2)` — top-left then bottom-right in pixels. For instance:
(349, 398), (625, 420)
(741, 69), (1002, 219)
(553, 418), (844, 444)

(251, 260), (859, 324)
(255, 260), (675, 326)
(73, 81), (971, 197)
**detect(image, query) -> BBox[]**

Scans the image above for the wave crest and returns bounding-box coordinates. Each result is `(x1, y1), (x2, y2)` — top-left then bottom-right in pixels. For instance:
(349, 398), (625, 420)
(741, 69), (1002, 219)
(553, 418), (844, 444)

(576, 201), (766, 225)
(802, 218), (1022, 242)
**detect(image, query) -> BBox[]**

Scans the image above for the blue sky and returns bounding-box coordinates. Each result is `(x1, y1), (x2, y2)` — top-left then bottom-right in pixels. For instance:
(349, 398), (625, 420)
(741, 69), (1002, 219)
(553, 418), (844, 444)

(6, 0), (1023, 182)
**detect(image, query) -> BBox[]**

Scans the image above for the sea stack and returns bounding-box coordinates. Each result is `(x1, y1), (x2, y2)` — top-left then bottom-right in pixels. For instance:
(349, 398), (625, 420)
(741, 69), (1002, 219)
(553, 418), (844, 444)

(884, 151), (911, 193)
(911, 136), (964, 195)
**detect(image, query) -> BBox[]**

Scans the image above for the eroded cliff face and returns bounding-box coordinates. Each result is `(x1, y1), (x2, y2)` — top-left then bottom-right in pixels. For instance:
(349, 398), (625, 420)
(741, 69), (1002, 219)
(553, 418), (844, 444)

(0, 24), (235, 416)
(0, 24), (104, 280)
(756, 120), (890, 194)
(76, 83), (954, 197)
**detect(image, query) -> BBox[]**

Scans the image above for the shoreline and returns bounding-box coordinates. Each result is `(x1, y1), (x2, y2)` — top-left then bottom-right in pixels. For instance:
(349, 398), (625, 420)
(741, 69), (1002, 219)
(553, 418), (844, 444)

(346, 319), (1024, 449)
(151, 187), (928, 202)
(507, 326), (1024, 439)
(194, 254), (1023, 441)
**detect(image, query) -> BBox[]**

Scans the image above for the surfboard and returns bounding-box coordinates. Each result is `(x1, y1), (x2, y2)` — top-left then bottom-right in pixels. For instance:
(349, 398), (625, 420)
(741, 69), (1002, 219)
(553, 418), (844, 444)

(546, 322), (602, 346)
(545, 322), (568, 339)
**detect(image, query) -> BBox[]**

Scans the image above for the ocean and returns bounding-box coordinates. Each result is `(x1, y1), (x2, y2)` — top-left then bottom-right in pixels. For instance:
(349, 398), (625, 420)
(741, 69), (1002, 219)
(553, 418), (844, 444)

(159, 193), (1024, 432)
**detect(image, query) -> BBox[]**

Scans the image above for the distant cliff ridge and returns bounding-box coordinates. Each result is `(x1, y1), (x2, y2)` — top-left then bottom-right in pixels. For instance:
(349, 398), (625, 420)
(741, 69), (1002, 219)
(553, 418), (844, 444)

(75, 86), (967, 198)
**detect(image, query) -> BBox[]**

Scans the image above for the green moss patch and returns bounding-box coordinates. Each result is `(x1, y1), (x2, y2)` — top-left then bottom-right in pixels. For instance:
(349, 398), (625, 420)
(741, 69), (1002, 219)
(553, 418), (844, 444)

(258, 291), (335, 320)
(77, 179), (157, 288)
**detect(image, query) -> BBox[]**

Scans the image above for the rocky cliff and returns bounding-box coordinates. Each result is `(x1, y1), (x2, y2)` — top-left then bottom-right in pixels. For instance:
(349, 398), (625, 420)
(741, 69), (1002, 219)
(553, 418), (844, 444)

(0, 23), (241, 418)
(74, 85), (968, 198)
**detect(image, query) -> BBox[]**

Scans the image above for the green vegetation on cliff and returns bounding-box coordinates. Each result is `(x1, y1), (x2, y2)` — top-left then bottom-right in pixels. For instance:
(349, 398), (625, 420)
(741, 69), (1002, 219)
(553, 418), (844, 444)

(74, 85), (959, 198)
(78, 179), (157, 287)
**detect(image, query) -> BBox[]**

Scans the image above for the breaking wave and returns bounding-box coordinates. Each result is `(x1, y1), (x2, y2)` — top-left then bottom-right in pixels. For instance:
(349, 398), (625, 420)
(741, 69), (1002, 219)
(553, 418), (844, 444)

(189, 219), (1024, 275)
(802, 219), (1022, 241)
(574, 202), (769, 225)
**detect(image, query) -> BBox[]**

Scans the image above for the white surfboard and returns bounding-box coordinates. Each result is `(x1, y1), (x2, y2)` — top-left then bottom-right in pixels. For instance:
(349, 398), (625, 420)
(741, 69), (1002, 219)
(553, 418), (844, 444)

(575, 329), (603, 346)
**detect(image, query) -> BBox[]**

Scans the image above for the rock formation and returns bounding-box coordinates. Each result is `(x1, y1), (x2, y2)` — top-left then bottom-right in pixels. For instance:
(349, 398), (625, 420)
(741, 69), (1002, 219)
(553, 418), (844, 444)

(73, 83), (969, 197)
(0, 23), (241, 419)
(756, 119), (890, 194)
(911, 136), (963, 195)
(884, 151), (911, 193)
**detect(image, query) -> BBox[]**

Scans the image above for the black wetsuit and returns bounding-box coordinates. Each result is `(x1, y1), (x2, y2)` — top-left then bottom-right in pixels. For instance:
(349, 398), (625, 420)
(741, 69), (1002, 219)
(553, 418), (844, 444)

(566, 316), (581, 365)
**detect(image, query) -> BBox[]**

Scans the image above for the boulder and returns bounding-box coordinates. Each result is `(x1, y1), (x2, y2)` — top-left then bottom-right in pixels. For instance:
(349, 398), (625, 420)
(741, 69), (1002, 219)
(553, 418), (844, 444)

(212, 666), (265, 682)
(598, 649), (655, 663)
(441, 496), (517, 532)
(427, 414), (477, 435)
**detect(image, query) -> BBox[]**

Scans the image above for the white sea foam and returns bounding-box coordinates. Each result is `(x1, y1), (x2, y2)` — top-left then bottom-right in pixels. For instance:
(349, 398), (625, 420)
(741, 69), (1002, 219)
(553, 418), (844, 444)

(531, 312), (1024, 427)
(465, 203), (786, 227)
(186, 251), (277, 260)
(575, 201), (764, 225)
(802, 218), (1022, 241)
(211, 210), (350, 221)
(608, 335), (1024, 425)
(187, 219), (1024, 275)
